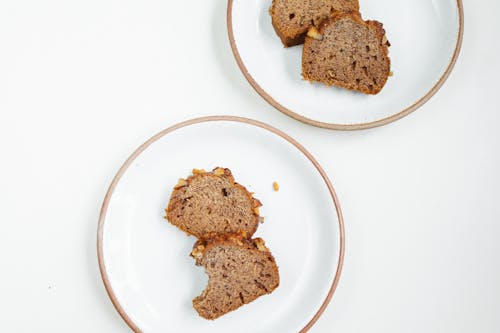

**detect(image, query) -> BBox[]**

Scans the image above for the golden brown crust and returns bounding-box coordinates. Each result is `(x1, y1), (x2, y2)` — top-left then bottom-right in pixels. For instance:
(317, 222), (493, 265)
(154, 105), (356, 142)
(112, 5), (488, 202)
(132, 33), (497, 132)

(270, 9), (306, 47)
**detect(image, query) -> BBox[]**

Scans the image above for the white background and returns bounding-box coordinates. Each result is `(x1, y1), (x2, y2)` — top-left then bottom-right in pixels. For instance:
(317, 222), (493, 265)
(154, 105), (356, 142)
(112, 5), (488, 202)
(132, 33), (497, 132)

(0, 0), (499, 332)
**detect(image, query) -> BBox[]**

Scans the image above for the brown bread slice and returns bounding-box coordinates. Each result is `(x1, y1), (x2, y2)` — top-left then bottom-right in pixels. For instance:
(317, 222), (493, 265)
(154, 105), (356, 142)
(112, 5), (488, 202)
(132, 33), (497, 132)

(191, 233), (280, 320)
(302, 11), (391, 94)
(270, 0), (359, 47)
(165, 167), (262, 239)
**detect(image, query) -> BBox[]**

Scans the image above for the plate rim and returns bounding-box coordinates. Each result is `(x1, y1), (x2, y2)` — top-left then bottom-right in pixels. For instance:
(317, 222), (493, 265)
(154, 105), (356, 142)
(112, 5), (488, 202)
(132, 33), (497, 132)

(97, 116), (345, 333)
(227, 0), (464, 131)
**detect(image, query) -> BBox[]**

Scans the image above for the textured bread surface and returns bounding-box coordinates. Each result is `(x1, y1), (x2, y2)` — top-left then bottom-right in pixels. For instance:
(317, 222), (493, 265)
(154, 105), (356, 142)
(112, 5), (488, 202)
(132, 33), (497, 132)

(270, 0), (359, 47)
(166, 168), (262, 239)
(191, 234), (280, 320)
(302, 12), (391, 94)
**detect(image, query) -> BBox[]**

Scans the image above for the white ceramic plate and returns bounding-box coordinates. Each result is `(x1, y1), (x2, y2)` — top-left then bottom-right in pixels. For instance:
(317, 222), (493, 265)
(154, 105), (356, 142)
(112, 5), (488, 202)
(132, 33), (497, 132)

(228, 0), (463, 130)
(98, 116), (344, 332)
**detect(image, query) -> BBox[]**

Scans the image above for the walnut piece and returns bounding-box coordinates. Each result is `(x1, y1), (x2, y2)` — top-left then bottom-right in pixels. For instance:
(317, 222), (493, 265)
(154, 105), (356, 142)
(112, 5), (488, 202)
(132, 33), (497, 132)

(307, 27), (323, 40)
(191, 245), (205, 260)
(213, 167), (225, 176)
(254, 238), (268, 252)
(192, 168), (206, 175)
(174, 178), (187, 189)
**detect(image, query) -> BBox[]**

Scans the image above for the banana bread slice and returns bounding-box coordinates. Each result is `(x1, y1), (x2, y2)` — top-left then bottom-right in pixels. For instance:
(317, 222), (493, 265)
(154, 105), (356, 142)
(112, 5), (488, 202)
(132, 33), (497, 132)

(191, 233), (280, 320)
(165, 167), (262, 239)
(270, 0), (359, 47)
(302, 11), (391, 94)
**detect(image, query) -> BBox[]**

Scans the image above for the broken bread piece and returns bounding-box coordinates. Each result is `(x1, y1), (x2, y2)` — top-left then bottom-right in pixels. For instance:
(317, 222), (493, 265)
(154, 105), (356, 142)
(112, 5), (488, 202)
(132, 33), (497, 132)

(270, 0), (359, 47)
(302, 11), (391, 94)
(191, 233), (280, 320)
(165, 167), (262, 239)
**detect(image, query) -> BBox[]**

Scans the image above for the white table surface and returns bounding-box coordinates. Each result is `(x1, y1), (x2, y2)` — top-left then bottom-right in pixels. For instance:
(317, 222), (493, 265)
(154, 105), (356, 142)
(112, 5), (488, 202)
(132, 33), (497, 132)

(1, 0), (499, 332)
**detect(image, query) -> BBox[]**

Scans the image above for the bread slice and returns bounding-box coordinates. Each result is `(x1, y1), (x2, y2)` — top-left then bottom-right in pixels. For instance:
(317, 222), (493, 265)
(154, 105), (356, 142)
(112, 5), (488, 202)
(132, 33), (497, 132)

(191, 233), (280, 320)
(165, 167), (262, 239)
(302, 11), (391, 94)
(270, 0), (359, 47)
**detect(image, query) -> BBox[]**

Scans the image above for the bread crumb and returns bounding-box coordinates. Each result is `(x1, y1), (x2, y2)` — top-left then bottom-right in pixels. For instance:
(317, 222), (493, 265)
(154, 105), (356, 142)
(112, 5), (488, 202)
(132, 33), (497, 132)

(389, 71), (394, 77)
(273, 181), (280, 192)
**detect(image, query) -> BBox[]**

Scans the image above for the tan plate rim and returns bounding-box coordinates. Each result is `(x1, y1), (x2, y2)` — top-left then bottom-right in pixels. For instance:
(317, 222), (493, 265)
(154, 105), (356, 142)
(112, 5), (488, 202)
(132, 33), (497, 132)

(97, 116), (345, 333)
(227, 0), (464, 131)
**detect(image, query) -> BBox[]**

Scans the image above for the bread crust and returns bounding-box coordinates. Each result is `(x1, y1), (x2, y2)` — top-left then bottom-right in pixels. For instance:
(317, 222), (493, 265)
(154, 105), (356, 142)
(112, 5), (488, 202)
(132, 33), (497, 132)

(271, 19), (306, 47)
